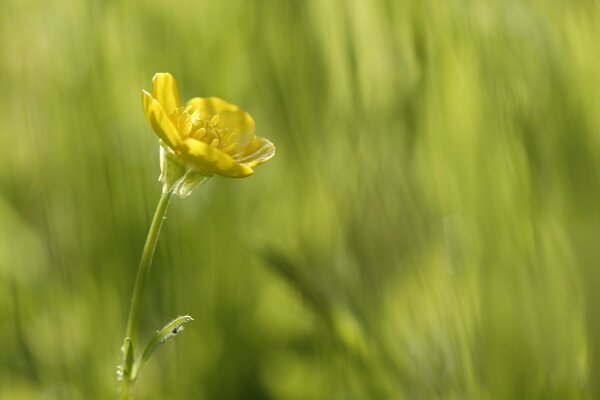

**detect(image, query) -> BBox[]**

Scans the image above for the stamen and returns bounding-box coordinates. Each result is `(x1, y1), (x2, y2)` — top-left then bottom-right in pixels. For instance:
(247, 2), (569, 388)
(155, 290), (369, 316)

(176, 110), (186, 128)
(210, 114), (221, 126)
(222, 142), (237, 153)
(183, 122), (193, 137)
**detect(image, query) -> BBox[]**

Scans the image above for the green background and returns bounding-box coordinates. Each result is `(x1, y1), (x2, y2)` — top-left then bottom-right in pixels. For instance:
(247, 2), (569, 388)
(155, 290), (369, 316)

(1, 0), (599, 398)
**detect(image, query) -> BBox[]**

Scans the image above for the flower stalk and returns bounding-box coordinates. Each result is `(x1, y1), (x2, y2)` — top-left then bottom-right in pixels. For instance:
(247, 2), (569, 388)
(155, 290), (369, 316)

(115, 72), (274, 398)
(119, 188), (173, 399)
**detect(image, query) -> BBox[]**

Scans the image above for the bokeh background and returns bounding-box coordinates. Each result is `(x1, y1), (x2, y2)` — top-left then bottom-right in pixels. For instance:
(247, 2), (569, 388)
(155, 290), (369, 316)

(1, 0), (600, 398)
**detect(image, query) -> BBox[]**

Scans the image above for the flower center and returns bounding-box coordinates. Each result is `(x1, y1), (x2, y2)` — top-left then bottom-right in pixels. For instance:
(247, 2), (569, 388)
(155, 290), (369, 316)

(171, 106), (235, 152)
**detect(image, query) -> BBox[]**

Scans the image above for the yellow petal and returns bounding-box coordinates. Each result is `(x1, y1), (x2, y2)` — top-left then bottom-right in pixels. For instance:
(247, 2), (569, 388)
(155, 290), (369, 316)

(219, 110), (256, 149)
(187, 97), (255, 149)
(236, 136), (276, 168)
(179, 138), (254, 178)
(186, 96), (239, 118)
(142, 90), (181, 148)
(151, 73), (181, 115)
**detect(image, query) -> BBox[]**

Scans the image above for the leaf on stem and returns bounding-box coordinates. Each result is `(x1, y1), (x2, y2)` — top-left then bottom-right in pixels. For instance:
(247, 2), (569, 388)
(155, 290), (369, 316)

(131, 315), (194, 380)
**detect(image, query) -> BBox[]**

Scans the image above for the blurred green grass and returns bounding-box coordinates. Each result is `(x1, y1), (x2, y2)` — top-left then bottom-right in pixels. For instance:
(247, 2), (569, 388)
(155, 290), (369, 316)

(1, 0), (599, 398)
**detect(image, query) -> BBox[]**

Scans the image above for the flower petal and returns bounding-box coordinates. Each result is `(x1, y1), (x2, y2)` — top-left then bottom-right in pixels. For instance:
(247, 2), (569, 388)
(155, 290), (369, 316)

(179, 138), (254, 178)
(151, 73), (181, 115)
(186, 96), (239, 118)
(219, 110), (256, 150)
(235, 136), (276, 168)
(142, 90), (181, 148)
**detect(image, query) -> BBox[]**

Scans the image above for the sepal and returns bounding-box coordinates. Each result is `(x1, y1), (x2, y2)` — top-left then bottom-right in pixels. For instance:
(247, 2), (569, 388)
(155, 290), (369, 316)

(159, 145), (187, 194)
(159, 144), (211, 197)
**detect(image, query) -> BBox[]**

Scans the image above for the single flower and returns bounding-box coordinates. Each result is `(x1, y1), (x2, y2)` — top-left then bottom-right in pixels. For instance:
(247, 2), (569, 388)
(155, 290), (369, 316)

(142, 72), (275, 196)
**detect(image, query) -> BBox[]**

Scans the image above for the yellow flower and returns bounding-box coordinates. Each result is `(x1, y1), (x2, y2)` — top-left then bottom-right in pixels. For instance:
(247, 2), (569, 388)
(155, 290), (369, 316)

(142, 73), (275, 196)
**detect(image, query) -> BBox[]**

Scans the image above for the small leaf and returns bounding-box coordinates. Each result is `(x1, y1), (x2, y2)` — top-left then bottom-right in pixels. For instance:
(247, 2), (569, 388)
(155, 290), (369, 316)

(131, 315), (193, 380)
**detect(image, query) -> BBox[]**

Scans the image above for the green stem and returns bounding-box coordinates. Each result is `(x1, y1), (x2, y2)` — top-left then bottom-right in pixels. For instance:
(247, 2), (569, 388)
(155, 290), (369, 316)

(119, 189), (173, 399)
